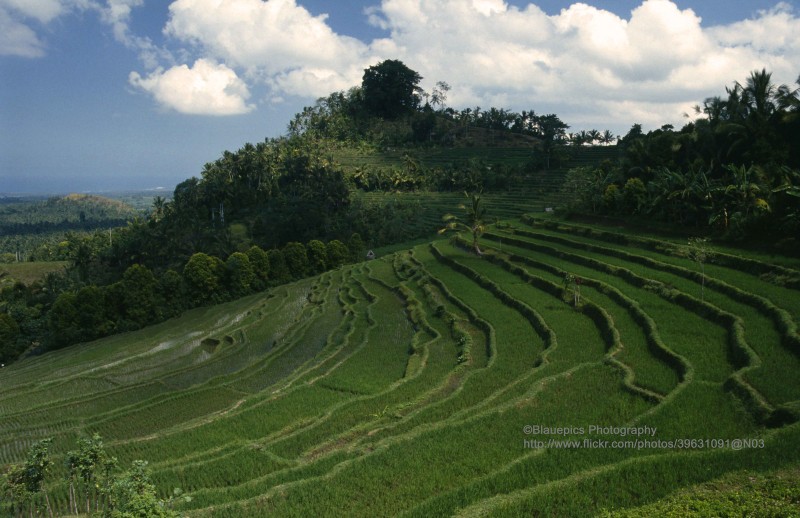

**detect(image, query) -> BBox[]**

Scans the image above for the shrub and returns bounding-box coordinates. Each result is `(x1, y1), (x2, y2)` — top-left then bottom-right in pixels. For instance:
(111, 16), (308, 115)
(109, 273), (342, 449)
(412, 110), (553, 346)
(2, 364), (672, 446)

(282, 242), (309, 279)
(306, 240), (328, 275)
(326, 240), (350, 269)
(183, 253), (224, 306)
(225, 252), (255, 297)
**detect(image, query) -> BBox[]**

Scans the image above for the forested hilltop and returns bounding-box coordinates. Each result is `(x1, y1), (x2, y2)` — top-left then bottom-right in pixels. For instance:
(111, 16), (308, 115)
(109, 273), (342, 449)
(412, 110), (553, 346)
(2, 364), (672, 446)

(563, 69), (800, 247)
(1, 60), (798, 364)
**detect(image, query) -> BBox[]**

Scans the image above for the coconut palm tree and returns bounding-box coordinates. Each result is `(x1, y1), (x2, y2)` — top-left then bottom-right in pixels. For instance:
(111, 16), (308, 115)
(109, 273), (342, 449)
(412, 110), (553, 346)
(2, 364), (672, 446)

(600, 129), (615, 145)
(439, 191), (487, 255)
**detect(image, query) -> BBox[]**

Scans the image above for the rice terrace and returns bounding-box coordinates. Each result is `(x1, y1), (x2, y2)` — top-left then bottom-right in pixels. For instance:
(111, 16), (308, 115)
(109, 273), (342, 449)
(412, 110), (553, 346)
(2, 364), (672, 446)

(2, 55), (800, 516)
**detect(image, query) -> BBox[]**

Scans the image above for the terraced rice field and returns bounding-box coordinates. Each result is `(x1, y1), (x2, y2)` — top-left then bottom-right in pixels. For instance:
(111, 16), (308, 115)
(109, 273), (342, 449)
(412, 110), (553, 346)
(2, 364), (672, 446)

(350, 146), (620, 240)
(1, 216), (799, 516)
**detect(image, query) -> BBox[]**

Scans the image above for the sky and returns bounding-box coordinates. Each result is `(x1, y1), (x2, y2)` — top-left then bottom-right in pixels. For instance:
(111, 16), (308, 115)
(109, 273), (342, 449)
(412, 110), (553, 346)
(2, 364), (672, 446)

(1, 0), (799, 194)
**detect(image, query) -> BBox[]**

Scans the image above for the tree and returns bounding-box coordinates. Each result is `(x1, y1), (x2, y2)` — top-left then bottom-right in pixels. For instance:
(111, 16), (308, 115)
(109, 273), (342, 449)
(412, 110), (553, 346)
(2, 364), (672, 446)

(534, 114), (569, 168)
(2, 462), (30, 517)
(159, 269), (186, 317)
(622, 177), (647, 214)
(66, 433), (110, 515)
(120, 264), (159, 327)
(49, 292), (81, 348)
(245, 245), (270, 289)
(430, 81), (451, 110)
(24, 438), (54, 518)
(306, 240), (328, 275)
(225, 252), (255, 297)
(439, 192), (488, 255)
(183, 253), (223, 306)
(267, 249), (291, 284)
(282, 242), (309, 279)
(361, 59), (423, 119)
(347, 233), (366, 262)
(562, 273), (582, 306)
(326, 240), (350, 269)
(0, 312), (21, 362)
(107, 461), (179, 518)
(687, 237), (713, 301)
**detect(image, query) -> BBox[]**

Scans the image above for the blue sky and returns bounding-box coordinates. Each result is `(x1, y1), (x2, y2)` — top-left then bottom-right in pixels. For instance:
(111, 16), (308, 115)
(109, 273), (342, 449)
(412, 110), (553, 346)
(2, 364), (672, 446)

(1, 0), (798, 193)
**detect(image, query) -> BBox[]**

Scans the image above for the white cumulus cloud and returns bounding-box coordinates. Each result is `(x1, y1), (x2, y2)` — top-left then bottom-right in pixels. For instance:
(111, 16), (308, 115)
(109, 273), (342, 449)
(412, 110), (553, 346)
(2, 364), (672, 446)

(129, 59), (255, 115)
(361, 0), (800, 130)
(118, 0), (800, 127)
(164, 0), (368, 74)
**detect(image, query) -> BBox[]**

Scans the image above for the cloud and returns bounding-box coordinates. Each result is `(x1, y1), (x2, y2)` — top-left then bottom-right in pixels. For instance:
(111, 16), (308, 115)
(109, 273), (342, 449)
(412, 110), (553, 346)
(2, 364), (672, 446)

(119, 0), (799, 127)
(0, 7), (47, 57)
(98, 0), (173, 69)
(0, 0), (66, 23)
(129, 59), (255, 115)
(0, 0), (92, 57)
(164, 0), (368, 73)
(360, 0), (800, 130)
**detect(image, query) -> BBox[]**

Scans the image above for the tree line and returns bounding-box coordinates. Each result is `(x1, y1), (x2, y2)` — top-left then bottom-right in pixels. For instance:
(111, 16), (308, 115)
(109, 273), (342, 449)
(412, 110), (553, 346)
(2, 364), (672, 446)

(561, 69), (800, 248)
(1, 235), (364, 361)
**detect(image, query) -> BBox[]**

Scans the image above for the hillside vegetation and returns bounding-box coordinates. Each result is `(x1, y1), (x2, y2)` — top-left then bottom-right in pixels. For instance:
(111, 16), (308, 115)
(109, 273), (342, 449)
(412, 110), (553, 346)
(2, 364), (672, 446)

(0, 194), (141, 263)
(2, 61), (799, 515)
(1, 215), (799, 516)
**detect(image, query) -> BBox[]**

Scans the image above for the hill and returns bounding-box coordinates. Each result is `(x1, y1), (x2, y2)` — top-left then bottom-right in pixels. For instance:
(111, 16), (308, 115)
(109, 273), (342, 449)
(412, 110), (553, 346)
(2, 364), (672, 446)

(1, 215), (798, 516)
(0, 194), (142, 261)
(0, 194), (138, 227)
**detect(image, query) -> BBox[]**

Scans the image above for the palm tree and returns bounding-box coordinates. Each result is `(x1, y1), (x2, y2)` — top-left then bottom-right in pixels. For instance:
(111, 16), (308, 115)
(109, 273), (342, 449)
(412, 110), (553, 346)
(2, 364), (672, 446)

(439, 191), (487, 255)
(715, 164), (771, 231)
(739, 68), (778, 120)
(600, 129), (615, 145)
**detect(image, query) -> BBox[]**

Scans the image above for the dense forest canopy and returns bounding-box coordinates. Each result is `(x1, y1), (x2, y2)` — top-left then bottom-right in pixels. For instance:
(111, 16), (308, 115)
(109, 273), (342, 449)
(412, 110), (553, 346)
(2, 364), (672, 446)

(1, 60), (799, 364)
(562, 69), (800, 245)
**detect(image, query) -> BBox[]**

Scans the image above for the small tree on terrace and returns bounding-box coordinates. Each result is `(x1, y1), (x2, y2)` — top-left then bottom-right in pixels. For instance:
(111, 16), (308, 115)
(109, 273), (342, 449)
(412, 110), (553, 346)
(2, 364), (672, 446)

(439, 191), (488, 255)
(687, 237), (713, 301)
(2, 438), (55, 517)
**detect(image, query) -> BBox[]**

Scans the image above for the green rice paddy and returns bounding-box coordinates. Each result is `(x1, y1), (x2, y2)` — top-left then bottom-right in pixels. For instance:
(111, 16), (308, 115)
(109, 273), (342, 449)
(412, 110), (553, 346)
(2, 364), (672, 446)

(1, 214), (799, 516)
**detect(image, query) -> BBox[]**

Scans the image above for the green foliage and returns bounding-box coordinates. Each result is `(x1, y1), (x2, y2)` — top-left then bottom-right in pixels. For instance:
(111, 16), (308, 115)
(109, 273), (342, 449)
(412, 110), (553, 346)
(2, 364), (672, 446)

(225, 252), (255, 297)
(564, 69), (800, 243)
(601, 468), (800, 517)
(2, 438), (55, 517)
(183, 253), (224, 306)
(4, 435), (180, 518)
(623, 177), (647, 213)
(0, 312), (21, 362)
(2, 217), (800, 516)
(603, 183), (621, 212)
(245, 246), (270, 289)
(108, 461), (179, 518)
(347, 233), (366, 262)
(326, 240), (350, 269)
(49, 291), (81, 347)
(159, 269), (186, 317)
(439, 191), (488, 254)
(282, 242), (309, 279)
(267, 249), (291, 285)
(306, 240), (328, 275)
(121, 264), (160, 327)
(48, 285), (115, 347)
(361, 59), (423, 120)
